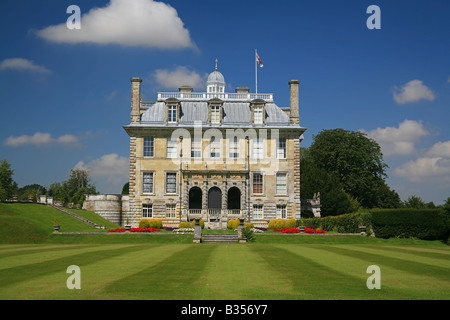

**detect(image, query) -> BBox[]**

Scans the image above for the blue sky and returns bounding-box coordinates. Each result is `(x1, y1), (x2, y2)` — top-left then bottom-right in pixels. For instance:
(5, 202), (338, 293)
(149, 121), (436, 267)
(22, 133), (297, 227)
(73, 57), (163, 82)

(0, 0), (449, 204)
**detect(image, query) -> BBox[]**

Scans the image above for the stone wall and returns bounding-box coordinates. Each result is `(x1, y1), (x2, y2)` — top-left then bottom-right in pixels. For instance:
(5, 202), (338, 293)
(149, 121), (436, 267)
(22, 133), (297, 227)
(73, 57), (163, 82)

(83, 194), (124, 225)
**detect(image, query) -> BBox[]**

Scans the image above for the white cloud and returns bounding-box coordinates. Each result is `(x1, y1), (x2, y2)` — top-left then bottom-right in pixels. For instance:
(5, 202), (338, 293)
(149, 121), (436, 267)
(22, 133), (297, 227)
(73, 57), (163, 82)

(0, 58), (50, 73)
(394, 157), (450, 182)
(154, 66), (207, 89)
(3, 132), (80, 147)
(392, 80), (435, 104)
(361, 119), (429, 156)
(36, 0), (195, 49)
(427, 141), (450, 158)
(73, 153), (129, 189)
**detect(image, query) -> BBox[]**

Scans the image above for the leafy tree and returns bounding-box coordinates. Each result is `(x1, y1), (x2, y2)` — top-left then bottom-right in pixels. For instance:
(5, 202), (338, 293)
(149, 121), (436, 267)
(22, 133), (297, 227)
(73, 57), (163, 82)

(0, 159), (17, 201)
(308, 129), (389, 208)
(17, 184), (47, 202)
(48, 169), (97, 205)
(121, 182), (129, 195)
(403, 195), (426, 209)
(300, 148), (357, 216)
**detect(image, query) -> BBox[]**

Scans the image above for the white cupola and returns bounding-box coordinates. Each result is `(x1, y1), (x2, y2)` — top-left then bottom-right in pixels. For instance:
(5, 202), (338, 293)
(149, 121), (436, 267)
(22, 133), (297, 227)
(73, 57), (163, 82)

(206, 59), (226, 94)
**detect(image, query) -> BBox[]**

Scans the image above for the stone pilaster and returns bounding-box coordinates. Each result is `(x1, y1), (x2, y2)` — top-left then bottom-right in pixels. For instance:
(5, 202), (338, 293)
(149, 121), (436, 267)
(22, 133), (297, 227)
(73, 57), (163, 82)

(293, 137), (301, 219)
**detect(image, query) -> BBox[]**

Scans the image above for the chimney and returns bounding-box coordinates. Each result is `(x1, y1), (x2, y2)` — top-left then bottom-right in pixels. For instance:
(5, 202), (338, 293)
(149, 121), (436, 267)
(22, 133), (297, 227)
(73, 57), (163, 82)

(130, 77), (142, 123)
(288, 80), (300, 125)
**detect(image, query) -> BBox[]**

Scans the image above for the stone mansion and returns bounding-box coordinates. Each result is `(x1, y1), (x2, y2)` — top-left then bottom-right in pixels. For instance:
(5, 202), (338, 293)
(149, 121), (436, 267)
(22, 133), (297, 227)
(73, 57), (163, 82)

(84, 63), (319, 228)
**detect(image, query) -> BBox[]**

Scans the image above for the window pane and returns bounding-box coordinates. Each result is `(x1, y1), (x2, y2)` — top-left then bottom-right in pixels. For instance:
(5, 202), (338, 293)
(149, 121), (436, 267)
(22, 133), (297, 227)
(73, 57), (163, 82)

(253, 205), (264, 219)
(277, 138), (286, 159)
(253, 138), (263, 159)
(166, 204), (176, 218)
(167, 138), (177, 158)
(276, 173), (287, 195)
(276, 205), (286, 219)
(166, 173), (177, 193)
(253, 173), (263, 194)
(142, 204), (153, 218)
(210, 105), (220, 123)
(143, 172), (153, 193)
(210, 137), (220, 158)
(254, 106), (263, 124)
(191, 138), (201, 158)
(229, 137), (239, 158)
(168, 105), (177, 123)
(144, 137), (154, 157)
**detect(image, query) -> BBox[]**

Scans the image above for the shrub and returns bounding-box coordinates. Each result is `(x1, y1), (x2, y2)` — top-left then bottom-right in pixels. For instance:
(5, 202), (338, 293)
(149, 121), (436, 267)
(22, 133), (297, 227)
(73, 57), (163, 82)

(286, 218), (296, 228)
(227, 218), (240, 230)
(178, 222), (192, 229)
(191, 219), (205, 229)
(242, 227), (255, 241)
(268, 219), (287, 230)
(139, 218), (162, 229)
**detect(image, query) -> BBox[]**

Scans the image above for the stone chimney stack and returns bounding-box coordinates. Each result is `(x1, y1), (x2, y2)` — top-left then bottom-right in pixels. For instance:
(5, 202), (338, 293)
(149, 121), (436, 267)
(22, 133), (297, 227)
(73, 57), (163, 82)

(288, 80), (300, 125)
(130, 77), (142, 123)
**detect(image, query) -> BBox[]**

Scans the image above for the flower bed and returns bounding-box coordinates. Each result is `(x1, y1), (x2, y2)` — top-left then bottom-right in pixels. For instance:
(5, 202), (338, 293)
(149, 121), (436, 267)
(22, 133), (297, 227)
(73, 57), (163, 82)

(108, 227), (161, 233)
(273, 227), (327, 234)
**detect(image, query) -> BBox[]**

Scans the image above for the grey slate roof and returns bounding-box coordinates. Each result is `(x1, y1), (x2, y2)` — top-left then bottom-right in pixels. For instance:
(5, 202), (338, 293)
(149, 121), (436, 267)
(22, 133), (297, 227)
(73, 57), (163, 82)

(140, 101), (291, 126)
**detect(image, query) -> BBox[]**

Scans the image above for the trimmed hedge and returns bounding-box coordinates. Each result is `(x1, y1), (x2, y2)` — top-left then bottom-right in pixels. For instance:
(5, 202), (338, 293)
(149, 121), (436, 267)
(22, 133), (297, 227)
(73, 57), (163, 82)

(299, 209), (449, 241)
(300, 213), (364, 233)
(370, 209), (449, 241)
(139, 218), (163, 229)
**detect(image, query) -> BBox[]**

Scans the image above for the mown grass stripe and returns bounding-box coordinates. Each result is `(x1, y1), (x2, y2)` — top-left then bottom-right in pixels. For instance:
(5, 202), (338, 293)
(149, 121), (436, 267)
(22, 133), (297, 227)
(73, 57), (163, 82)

(102, 244), (217, 299)
(0, 245), (150, 288)
(249, 244), (379, 299)
(316, 245), (450, 281)
(0, 244), (97, 260)
(373, 245), (450, 262)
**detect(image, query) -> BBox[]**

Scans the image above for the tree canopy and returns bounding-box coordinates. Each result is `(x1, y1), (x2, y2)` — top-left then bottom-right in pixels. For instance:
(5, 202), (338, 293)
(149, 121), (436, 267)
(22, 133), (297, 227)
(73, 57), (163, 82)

(302, 128), (402, 213)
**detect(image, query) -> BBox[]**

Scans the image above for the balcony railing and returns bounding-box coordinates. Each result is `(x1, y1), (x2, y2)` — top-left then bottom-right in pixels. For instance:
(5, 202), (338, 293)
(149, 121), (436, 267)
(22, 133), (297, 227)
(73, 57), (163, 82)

(184, 209), (244, 220)
(154, 92), (274, 102)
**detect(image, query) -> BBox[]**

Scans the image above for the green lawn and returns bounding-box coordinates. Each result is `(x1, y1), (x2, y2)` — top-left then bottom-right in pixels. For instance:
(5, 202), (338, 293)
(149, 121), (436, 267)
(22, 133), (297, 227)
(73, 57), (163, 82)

(0, 203), (449, 300)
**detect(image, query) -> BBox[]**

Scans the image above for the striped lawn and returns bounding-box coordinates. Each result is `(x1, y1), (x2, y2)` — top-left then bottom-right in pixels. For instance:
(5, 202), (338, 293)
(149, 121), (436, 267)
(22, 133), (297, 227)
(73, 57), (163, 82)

(0, 243), (448, 300)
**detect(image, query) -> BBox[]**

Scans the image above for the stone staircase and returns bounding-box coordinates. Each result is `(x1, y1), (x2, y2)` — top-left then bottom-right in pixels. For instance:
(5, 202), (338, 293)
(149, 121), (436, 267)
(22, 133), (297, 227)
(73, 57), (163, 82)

(49, 205), (100, 229)
(201, 233), (238, 243)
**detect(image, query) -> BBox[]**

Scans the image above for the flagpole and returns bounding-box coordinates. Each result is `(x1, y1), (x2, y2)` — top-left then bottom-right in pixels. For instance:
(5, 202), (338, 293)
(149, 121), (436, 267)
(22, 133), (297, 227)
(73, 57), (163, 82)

(255, 49), (258, 94)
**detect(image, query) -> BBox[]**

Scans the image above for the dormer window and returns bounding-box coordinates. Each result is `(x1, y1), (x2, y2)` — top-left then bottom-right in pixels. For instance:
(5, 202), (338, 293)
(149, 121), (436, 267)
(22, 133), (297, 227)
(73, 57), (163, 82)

(254, 106), (263, 124)
(167, 105), (177, 123)
(251, 99), (266, 125)
(165, 98), (180, 124)
(208, 98), (223, 124)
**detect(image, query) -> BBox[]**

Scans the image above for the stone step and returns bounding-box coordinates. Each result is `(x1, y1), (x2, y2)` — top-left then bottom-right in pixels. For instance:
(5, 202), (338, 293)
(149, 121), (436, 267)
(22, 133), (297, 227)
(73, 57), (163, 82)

(201, 234), (238, 243)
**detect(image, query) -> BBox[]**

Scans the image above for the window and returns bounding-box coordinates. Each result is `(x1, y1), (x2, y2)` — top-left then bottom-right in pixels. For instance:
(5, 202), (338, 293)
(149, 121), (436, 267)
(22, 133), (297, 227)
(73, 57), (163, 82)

(276, 173), (287, 195)
(166, 137), (177, 158)
(254, 106), (263, 124)
(143, 137), (154, 157)
(142, 204), (153, 218)
(210, 137), (221, 158)
(277, 138), (286, 159)
(276, 205), (286, 219)
(253, 138), (263, 159)
(229, 137), (239, 158)
(167, 105), (178, 123)
(253, 173), (263, 194)
(191, 138), (202, 158)
(210, 105), (221, 124)
(143, 172), (154, 194)
(166, 172), (177, 194)
(166, 204), (176, 218)
(253, 205), (264, 219)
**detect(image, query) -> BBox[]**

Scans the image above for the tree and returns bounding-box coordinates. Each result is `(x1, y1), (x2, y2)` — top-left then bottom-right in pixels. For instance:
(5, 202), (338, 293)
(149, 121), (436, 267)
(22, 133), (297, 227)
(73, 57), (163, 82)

(300, 148), (358, 216)
(48, 169), (97, 205)
(0, 159), (17, 201)
(17, 184), (47, 202)
(308, 129), (389, 208)
(403, 195), (426, 209)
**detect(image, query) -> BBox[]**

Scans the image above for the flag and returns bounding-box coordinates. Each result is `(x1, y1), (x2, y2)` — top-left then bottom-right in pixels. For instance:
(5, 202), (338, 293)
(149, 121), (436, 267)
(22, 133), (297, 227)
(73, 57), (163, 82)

(256, 51), (263, 68)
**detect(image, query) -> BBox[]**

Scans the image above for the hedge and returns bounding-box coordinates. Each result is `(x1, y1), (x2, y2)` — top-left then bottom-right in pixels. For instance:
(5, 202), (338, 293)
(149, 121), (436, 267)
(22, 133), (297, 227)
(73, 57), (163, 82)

(369, 209), (449, 241)
(299, 209), (449, 241)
